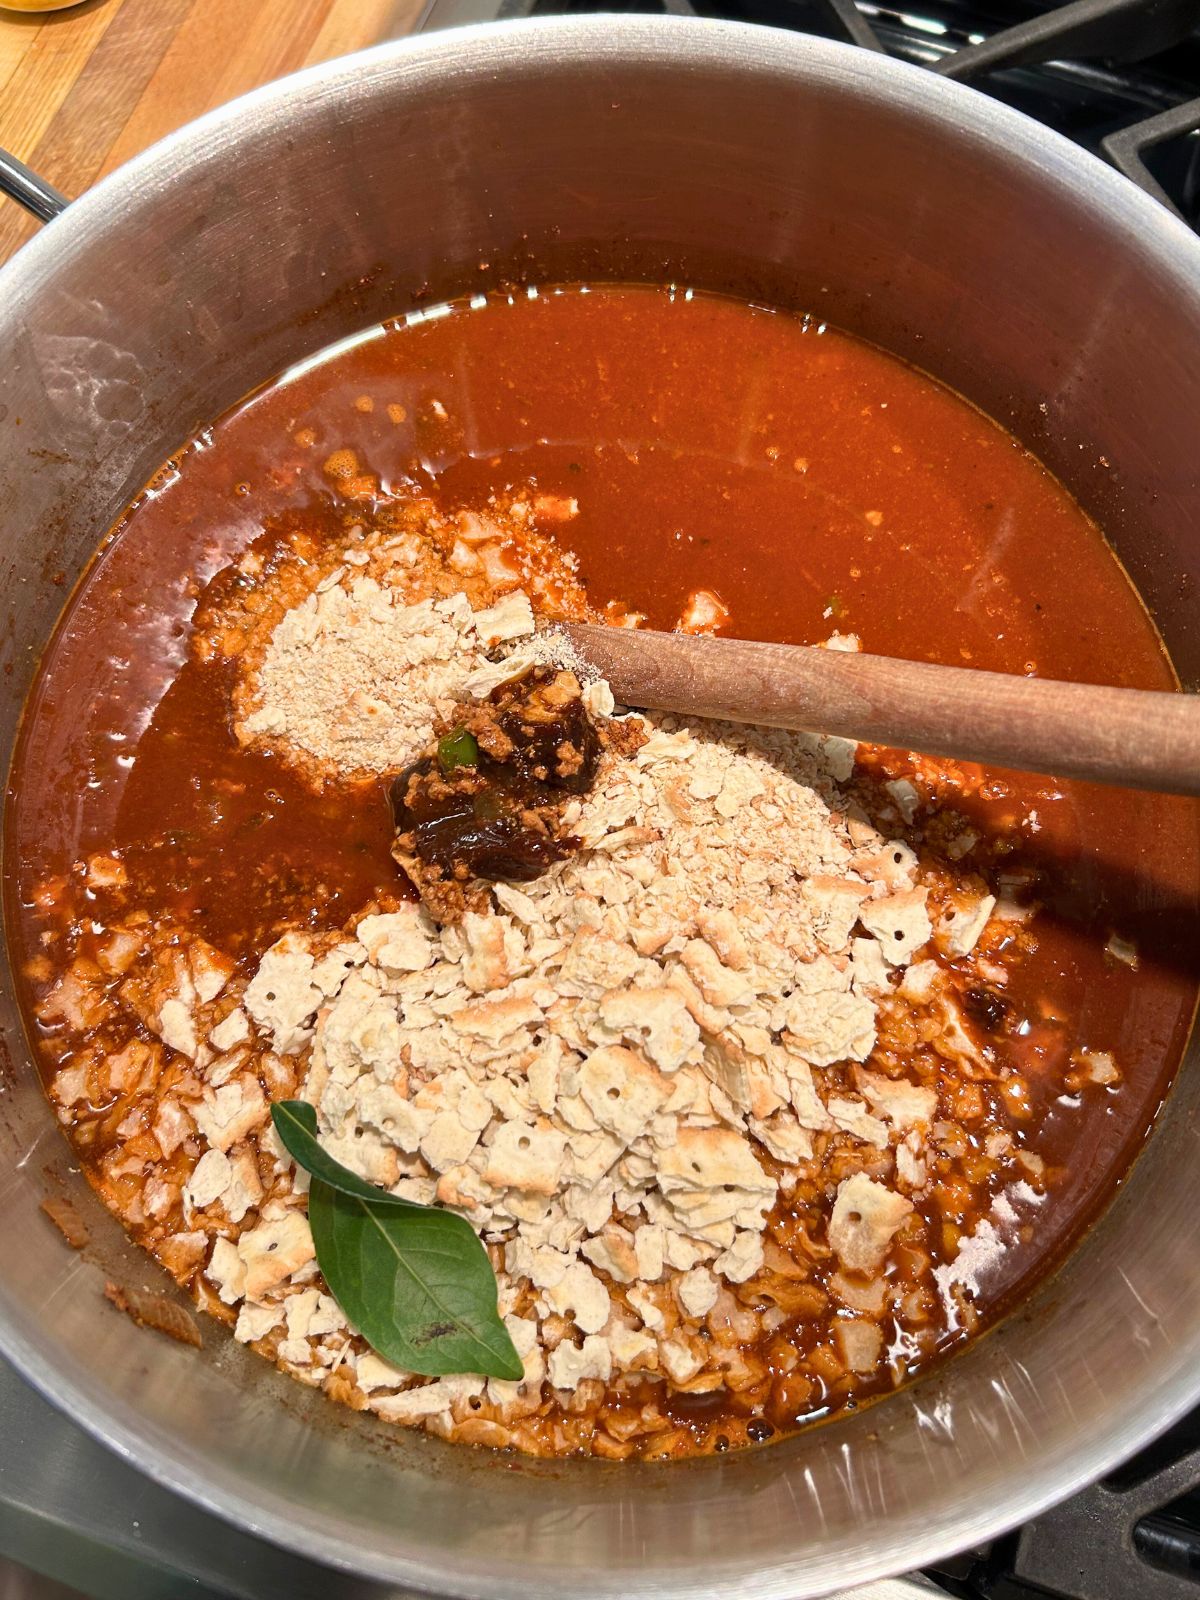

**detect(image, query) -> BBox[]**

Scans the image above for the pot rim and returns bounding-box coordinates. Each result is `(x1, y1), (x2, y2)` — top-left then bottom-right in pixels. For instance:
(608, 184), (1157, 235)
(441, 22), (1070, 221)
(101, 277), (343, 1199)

(3, 14), (1200, 1596)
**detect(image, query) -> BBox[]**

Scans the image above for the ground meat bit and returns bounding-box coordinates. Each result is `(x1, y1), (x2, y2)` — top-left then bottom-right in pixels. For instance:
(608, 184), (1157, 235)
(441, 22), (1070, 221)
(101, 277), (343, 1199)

(556, 739), (583, 777)
(450, 707), (515, 762)
(601, 715), (650, 760)
(387, 862), (490, 927)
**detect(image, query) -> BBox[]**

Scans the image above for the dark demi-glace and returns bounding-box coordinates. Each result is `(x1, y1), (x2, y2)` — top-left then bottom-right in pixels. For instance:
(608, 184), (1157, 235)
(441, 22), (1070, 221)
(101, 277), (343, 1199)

(7, 285), (1198, 1446)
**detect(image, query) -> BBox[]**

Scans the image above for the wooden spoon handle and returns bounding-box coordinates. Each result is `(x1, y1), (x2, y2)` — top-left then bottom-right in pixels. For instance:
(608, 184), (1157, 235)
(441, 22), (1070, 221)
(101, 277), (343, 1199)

(563, 624), (1200, 797)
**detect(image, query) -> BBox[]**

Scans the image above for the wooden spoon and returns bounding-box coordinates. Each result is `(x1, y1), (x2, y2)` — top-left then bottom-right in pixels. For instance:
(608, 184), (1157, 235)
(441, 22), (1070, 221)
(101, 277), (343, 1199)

(561, 624), (1200, 798)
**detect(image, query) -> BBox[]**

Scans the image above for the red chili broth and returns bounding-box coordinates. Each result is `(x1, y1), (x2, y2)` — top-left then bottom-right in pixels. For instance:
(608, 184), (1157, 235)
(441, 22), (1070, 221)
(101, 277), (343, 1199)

(7, 284), (1198, 1433)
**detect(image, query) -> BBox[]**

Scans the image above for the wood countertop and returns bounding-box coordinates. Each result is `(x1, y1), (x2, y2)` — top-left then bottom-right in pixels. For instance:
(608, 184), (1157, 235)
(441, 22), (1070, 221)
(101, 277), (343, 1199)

(0, 0), (422, 264)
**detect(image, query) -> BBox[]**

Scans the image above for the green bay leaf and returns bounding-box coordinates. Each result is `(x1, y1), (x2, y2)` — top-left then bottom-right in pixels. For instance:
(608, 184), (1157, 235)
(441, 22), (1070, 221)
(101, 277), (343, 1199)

(271, 1101), (522, 1381)
(307, 1181), (523, 1380)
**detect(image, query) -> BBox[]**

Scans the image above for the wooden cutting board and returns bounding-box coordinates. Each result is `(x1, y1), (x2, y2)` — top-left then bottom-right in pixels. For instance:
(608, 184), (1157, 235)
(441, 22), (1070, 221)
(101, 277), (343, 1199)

(0, 0), (423, 265)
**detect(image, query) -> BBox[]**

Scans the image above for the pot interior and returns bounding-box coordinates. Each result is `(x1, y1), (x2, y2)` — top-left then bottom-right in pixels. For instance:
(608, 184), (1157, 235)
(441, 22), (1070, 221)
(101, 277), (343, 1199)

(1, 19), (1198, 1597)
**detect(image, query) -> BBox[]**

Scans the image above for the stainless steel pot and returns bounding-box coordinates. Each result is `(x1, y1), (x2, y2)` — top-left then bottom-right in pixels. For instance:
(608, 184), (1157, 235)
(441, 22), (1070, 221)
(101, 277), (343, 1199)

(2, 18), (1199, 1597)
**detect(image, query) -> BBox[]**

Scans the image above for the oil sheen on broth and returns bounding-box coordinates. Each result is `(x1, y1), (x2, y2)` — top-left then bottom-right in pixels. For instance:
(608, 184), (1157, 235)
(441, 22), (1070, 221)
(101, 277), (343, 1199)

(8, 285), (1197, 1457)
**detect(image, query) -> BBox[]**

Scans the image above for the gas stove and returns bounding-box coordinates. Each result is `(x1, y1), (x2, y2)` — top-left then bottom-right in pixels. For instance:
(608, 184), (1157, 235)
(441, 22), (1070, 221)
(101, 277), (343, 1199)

(4, 1), (1200, 1598)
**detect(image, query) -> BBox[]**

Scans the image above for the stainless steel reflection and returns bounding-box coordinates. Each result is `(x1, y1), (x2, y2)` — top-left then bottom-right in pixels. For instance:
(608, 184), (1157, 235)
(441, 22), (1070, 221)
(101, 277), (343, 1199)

(1, 18), (1198, 1598)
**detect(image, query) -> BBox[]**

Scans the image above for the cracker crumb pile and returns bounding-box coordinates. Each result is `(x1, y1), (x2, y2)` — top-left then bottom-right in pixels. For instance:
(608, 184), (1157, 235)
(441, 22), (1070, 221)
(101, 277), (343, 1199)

(239, 583), (536, 780)
(232, 693), (957, 1417)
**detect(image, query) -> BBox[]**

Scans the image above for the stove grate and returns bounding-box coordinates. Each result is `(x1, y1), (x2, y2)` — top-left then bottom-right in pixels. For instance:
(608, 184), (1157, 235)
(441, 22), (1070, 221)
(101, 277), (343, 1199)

(1105, 92), (1200, 213)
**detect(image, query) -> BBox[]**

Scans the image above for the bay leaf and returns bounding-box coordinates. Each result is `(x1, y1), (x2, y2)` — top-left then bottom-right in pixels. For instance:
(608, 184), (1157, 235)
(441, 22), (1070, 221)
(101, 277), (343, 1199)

(271, 1101), (522, 1381)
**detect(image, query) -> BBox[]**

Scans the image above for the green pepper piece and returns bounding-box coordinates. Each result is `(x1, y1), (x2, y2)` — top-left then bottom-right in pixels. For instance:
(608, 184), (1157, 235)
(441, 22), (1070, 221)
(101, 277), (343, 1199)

(437, 726), (479, 775)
